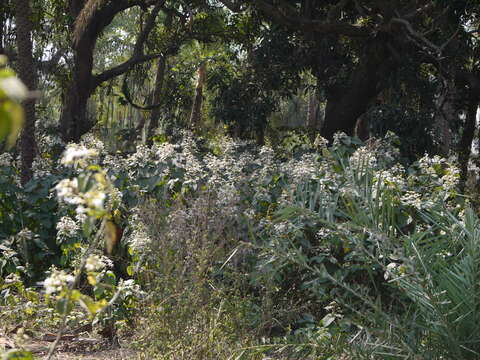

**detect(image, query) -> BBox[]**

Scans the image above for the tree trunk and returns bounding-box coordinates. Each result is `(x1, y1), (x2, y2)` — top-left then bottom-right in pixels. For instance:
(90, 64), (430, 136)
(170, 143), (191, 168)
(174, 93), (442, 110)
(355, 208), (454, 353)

(458, 102), (477, 191)
(60, 34), (95, 142)
(322, 39), (392, 142)
(435, 79), (456, 156)
(0, 5), (5, 55)
(307, 92), (320, 130)
(146, 55), (167, 144)
(14, 0), (37, 185)
(189, 62), (206, 129)
(57, 42), (101, 142)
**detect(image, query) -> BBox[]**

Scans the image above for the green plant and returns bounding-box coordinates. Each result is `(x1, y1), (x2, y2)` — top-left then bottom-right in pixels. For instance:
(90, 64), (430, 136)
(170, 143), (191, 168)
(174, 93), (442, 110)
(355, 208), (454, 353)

(0, 55), (26, 149)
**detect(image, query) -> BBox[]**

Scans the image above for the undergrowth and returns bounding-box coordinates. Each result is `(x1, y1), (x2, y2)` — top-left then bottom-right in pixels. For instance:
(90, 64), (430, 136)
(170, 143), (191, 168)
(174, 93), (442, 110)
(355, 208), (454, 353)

(1, 130), (479, 359)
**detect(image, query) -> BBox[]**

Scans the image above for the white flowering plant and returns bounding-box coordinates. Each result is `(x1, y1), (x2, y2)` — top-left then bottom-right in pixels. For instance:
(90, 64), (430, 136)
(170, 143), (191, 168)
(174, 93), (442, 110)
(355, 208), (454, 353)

(1, 121), (478, 359)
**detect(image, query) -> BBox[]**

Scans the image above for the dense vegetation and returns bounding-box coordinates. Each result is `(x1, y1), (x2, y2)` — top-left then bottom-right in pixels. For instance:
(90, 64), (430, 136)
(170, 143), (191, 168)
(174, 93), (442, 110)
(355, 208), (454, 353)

(1, 0), (480, 359)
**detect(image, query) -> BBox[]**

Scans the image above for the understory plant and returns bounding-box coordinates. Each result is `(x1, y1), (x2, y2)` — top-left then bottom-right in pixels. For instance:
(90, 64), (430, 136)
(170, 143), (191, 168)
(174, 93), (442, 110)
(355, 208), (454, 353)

(1, 126), (477, 360)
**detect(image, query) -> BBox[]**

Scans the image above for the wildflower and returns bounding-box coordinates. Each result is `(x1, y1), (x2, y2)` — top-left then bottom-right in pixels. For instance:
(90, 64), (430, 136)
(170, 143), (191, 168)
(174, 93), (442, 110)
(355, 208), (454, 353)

(128, 227), (151, 252)
(17, 228), (33, 240)
(43, 269), (74, 295)
(56, 216), (79, 238)
(314, 135), (329, 149)
(32, 156), (53, 179)
(5, 273), (21, 284)
(118, 278), (144, 298)
(55, 178), (81, 204)
(0, 153), (13, 167)
(400, 191), (418, 207)
(83, 190), (106, 210)
(80, 134), (105, 153)
(61, 144), (98, 166)
(85, 254), (105, 272)
(349, 147), (377, 170)
(384, 262), (398, 280)
(332, 132), (349, 147)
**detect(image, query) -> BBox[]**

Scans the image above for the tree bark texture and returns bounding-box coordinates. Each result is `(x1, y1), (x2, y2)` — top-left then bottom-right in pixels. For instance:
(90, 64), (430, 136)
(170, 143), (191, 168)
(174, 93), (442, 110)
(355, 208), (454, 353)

(307, 92), (320, 130)
(146, 56), (167, 143)
(14, 0), (37, 185)
(189, 62), (206, 129)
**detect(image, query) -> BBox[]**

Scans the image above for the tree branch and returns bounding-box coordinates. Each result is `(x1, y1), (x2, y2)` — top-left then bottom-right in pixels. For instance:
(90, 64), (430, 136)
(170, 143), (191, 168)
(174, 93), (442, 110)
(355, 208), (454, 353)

(92, 53), (163, 88)
(254, 0), (369, 37)
(391, 17), (441, 54)
(133, 0), (166, 55)
(90, 0), (165, 89)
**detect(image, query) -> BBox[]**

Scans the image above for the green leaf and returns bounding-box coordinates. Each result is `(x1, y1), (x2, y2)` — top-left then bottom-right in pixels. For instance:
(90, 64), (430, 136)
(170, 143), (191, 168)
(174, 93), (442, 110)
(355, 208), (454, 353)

(0, 100), (24, 149)
(0, 105), (12, 142)
(78, 294), (107, 315)
(2, 350), (34, 360)
(126, 265), (134, 276)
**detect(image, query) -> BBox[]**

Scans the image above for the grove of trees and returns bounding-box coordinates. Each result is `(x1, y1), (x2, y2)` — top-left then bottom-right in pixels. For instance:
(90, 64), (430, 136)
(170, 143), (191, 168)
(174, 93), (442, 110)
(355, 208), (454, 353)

(2, 0), (479, 174)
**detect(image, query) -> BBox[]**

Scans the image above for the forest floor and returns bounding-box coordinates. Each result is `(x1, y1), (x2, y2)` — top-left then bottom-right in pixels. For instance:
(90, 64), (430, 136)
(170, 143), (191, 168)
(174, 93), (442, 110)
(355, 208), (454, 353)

(0, 330), (138, 359)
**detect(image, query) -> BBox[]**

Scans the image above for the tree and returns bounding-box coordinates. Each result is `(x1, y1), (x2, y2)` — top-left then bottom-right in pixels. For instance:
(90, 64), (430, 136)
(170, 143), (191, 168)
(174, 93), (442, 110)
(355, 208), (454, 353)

(14, 0), (37, 184)
(217, 1), (473, 144)
(59, 0), (166, 142)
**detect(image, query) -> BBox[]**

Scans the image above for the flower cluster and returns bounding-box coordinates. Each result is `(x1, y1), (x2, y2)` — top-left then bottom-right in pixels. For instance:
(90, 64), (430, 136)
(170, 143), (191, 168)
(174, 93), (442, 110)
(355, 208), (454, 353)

(0, 152), (13, 167)
(61, 144), (99, 167)
(128, 225), (152, 253)
(43, 268), (74, 295)
(56, 216), (80, 239)
(55, 172), (108, 216)
(85, 254), (111, 272)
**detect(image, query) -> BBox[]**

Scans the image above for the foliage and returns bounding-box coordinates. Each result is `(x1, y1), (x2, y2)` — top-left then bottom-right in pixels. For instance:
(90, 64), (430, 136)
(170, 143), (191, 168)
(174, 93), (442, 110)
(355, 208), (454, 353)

(0, 110), (477, 359)
(0, 56), (26, 149)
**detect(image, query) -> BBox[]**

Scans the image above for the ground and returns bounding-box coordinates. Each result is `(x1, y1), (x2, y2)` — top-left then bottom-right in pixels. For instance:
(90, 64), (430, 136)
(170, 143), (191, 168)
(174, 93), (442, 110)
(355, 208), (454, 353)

(1, 330), (138, 360)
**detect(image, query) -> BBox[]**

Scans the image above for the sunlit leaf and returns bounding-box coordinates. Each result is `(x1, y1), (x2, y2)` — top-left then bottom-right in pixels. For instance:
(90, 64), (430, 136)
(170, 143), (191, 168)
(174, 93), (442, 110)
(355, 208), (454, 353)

(78, 295), (107, 315)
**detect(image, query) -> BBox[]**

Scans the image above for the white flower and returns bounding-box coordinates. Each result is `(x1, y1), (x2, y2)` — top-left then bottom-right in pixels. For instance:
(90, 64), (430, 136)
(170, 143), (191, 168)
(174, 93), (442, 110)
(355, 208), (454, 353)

(61, 144), (98, 166)
(384, 263), (398, 280)
(118, 278), (143, 297)
(128, 226), (151, 252)
(350, 147), (377, 171)
(55, 178), (80, 202)
(43, 269), (75, 295)
(56, 216), (79, 238)
(0, 76), (28, 100)
(80, 134), (105, 152)
(0, 153), (13, 167)
(85, 254), (105, 272)
(5, 273), (21, 284)
(17, 228), (33, 240)
(84, 190), (106, 210)
(314, 135), (329, 149)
